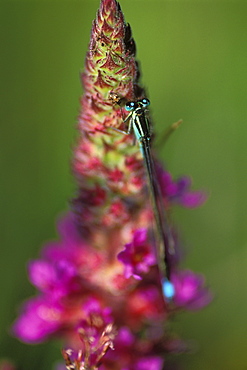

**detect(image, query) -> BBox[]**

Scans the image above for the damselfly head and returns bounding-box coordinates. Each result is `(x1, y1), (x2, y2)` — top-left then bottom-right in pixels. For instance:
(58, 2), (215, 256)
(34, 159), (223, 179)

(125, 98), (150, 112)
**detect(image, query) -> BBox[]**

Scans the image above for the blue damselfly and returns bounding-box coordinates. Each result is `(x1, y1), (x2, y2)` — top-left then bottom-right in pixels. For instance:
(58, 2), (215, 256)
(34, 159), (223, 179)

(114, 97), (175, 300)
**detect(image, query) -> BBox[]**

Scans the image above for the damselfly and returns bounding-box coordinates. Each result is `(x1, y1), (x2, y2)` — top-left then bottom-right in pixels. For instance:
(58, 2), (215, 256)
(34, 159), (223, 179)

(115, 97), (175, 300)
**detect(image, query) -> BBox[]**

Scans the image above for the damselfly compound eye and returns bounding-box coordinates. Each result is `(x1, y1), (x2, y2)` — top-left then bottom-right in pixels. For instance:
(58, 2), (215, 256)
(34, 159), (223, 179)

(125, 101), (137, 111)
(140, 98), (150, 108)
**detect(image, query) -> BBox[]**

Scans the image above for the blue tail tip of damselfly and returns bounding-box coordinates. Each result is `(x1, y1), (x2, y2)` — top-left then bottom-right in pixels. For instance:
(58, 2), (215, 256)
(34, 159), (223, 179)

(162, 278), (175, 301)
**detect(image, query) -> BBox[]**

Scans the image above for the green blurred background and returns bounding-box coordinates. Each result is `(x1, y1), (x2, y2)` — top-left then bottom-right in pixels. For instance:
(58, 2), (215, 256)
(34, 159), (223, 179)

(1, 1), (247, 369)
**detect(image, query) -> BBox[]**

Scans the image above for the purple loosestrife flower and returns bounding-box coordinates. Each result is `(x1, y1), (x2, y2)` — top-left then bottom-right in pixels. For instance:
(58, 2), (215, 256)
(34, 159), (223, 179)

(13, 0), (212, 368)
(172, 270), (213, 310)
(118, 228), (156, 280)
(156, 165), (207, 209)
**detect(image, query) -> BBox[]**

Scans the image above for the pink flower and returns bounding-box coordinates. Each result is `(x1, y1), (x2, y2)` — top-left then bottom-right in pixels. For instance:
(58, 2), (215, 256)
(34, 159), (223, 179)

(157, 165), (207, 208)
(12, 296), (62, 343)
(118, 229), (156, 280)
(172, 270), (213, 310)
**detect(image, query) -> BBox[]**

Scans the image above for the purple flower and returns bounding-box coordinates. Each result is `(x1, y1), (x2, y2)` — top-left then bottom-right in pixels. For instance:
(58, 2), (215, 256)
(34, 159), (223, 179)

(115, 327), (135, 347)
(82, 297), (113, 326)
(135, 356), (163, 370)
(172, 270), (212, 310)
(28, 259), (78, 301)
(12, 296), (62, 343)
(117, 229), (156, 280)
(157, 166), (207, 208)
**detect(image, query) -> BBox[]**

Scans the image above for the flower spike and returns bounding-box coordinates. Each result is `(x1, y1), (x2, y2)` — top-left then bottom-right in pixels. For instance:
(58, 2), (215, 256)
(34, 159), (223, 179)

(12, 1), (211, 369)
